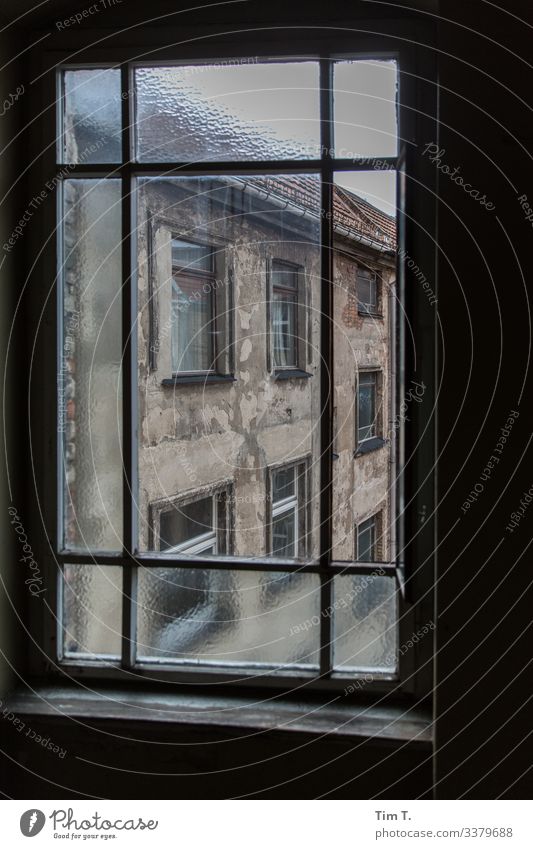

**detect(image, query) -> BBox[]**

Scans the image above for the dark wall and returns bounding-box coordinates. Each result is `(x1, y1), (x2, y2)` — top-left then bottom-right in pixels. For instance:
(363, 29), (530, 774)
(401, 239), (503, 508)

(0, 0), (531, 799)
(435, 1), (533, 799)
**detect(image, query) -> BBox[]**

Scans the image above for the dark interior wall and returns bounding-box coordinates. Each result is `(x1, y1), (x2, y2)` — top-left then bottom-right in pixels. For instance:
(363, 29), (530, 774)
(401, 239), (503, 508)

(435, 2), (533, 799)
(0, 0), (531, 799)
(0, 27), (24, 703)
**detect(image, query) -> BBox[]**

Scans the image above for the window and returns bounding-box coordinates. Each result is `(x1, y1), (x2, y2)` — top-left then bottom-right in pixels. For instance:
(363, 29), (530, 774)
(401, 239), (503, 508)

(358, 370), (379, 443)
(356, 513), (381, 562)
(357, 266), (379, 315)
(271, 259), (299, 369)
(171, 238), (215, 374)
(269, 462), (308, 558)
(150, 486), (232, 555)
(49, 43), (434, 694)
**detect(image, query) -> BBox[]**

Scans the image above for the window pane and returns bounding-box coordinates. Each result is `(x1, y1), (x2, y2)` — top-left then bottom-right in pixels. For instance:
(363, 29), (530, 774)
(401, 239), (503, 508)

(61, 180), (122, 551)
(357, 517), (376, 561)
(137, 568), (320, 670)
(134, 63), (320, 161)
(271, 511), (296, 557)
(160, 497), (213, 550)
(172, 238), (213, 272)
(331, 171), (396, 561)
(272, 260), (298, 289)
(171, 277), (213, 372)
(358, 269), (377, 310)
(137, 175), (321, 558)
(272, 467), (295, 502)
(334, 60), (398, 158)
(62, 565), (122, 659)
(358, 376), (376, 441)
(333, 574), (397, 673)
(61, 68), (122, 163)
(272, 291), (297, 367)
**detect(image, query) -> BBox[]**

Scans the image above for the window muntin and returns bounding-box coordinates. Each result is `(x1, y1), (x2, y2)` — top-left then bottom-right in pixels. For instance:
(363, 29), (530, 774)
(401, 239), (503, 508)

(358, 371), (378, 442)
(56, 57), (406, 686)
(271, 259), (299, 369)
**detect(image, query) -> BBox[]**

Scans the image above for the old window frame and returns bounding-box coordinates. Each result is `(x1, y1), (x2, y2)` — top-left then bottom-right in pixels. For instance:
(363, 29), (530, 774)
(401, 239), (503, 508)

(270, 258), (300, 371)
(267, 459), (309, 559)
(357, 265), (381, 316)
(150, 482), (233, 556)
(29, 23), (438, 699)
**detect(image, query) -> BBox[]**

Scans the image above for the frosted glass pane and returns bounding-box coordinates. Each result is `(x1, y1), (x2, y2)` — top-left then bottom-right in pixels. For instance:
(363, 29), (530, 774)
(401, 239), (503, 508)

(61, 180), (122, 551)
(333, 575), (398, 672)
(137, 568), (320, 669)
(334, 60), (398, 158)
(62, 69), (121, 163)
(135, 63), (320, 161)
(62, 565), (122, 658)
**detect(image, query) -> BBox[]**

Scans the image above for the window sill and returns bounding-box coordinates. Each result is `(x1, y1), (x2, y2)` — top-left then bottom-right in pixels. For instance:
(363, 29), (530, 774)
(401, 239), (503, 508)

(162, 374), (236, 387)
(3, 685), (432, 748)
(273, 368), (313, 381)
(354, 436), (387, 457)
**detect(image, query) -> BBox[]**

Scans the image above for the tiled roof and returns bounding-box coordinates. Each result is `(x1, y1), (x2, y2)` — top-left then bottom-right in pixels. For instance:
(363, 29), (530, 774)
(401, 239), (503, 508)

(241, 175), (396, 250)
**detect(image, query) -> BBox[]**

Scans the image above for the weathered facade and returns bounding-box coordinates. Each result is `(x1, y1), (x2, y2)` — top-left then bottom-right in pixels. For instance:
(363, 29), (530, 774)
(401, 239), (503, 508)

(136, 175), (396, 561)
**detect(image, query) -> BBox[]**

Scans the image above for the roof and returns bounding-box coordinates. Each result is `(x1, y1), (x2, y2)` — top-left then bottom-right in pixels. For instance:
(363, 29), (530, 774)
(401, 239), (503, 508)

(239, 175), (397, 251)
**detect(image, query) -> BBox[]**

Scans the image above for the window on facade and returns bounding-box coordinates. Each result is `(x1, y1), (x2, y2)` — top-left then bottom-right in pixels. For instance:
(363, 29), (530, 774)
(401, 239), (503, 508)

(269, 463), (307, 557)
(171, 239), (215, 374)
(357, 267), (379, 315)
(55, 53), (414, 687)
(357, 371), (381, 445)
(356, 514), (379, 562)
(358, 371), (379, 442)
(271, 260), (299, 369)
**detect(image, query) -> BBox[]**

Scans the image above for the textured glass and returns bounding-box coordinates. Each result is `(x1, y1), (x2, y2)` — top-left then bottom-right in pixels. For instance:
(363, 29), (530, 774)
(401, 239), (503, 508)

(135, 63), (320, 161)
(171, 276), (213, 372)
(137, 569), (320, 669)
(272, 293), (297, 367)
(62, 565), (122, 658)
(334, 60), (398, 158)
(62, 69), (121, 163)
(272, 467), (295, 502)
(137, 175), (321, 558)
(61, 180), (122, 551)
(333, 575), (397, 672)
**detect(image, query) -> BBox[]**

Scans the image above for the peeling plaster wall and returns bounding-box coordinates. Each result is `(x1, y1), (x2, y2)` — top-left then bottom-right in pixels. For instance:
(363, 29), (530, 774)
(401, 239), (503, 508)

(136, 179), (393, 561)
